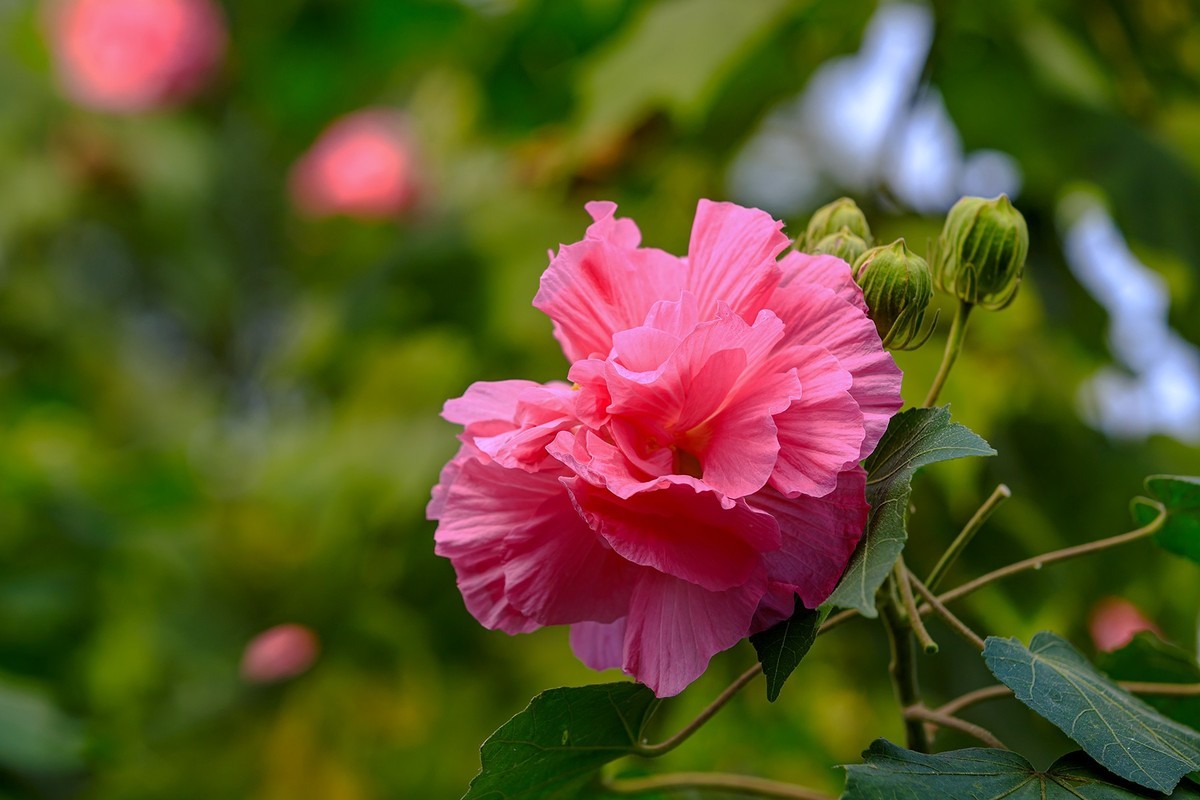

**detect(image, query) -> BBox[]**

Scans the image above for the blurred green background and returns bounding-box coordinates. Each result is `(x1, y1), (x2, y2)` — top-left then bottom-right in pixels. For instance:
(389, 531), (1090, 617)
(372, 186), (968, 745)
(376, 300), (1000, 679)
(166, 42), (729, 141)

(2, 0), (1200, 797)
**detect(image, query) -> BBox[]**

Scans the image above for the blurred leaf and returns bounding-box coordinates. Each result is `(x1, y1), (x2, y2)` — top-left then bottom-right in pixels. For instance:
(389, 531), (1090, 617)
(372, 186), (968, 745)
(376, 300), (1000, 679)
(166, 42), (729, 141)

(843, 739), (1200, 799)
(827, 406), (995, 616)
(464, 682), (659, 800)
(1098, 632), (1200, 732)
(0, 675), (84, 774)
(575, 0), (795, 149)
(749, 597), (826, 703)
(1017, 14), (1114, 109)
(1131, 475), (1200, 563)
(984, 632), (1200, 793)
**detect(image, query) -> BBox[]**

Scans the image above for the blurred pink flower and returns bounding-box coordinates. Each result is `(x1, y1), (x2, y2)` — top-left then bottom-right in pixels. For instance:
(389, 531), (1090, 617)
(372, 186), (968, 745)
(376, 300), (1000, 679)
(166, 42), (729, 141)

(289, 109), (418, 220)
(46, 0), (226, 112)
(1089, 596), (1159, 652)
(430, 201), (902, 697)
(240, 624), (319, 684)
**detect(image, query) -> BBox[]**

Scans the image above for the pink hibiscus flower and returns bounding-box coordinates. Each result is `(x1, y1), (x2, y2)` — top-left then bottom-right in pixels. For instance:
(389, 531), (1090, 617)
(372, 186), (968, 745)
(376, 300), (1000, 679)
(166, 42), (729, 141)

(46, 0), (226, 113)
(289, 109), (419, 220)
(430, 200), (902, 697)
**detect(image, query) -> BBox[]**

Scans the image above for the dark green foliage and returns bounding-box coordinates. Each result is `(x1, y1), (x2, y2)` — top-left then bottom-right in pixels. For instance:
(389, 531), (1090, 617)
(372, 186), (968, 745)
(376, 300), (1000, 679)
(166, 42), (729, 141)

(827, 406), (995, 616)
(749, 597), (825, 702)
(1099, 633), (1200, 733)
(1133, 476), (1200, 563)
(464, 683), (658, 800)
(844, 739), (1200, 799)
(984, 633), (1200, 792)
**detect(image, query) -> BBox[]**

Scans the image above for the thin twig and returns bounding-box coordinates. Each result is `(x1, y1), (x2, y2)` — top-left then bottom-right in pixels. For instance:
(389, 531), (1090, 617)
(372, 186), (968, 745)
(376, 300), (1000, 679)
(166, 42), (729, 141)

(635, 664), (759, 757)
(921, 503), (1168, 614)
(603, 771), (835, 799)
(905, 705), (1007, 749)
(895, 559), (937, 654)
(818, 607), (859, 634)
(906, 569), (985, 651)
(935, 685), (1013, 718)
(925, 484), (1012, 592)
(936, 680), (1200, 720)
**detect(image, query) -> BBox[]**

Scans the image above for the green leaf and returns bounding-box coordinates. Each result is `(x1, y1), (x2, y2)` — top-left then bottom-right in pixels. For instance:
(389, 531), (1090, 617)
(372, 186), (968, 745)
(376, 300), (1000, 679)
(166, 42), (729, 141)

(749, 596), (827, 702)
(1098, 632), (1200, 732)
(0, 675), (85, 773)
(826, 406), (995, 616)
(984, 632), (1200, 793)
(843, 739), (1200, 799)
(463, 682), (659, 800)
(575, 0), (794, 149)
(1133, 475), (1200, 563)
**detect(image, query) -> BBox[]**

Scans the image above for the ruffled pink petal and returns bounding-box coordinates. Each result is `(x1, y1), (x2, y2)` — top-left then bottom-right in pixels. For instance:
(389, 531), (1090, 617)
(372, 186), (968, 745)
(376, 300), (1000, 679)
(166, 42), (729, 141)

(686, 200), (787, 321)
(570, 618), (627, 671)
(643, 291), (701, 337)
(748, 467), (869, 632)
(443, 379), (543, 427)
(427, 445), (470, 520)
(534, 203), (683, 362)
(566, 358), (612, 429)
(622, 568), (767, 697)
(600, 307), (795, 496)
(778, 250), (867, 312)
(474, 383), (579, 471)
(769, 346), (865, 498)
(567, 477), (779, 593)
(548, 429), (650, 499)
(611, 326), (680, 373)
(502, 480), (641, 627)
(690, 366), (797, 497)
(767, 282), (902, 458)
(433, 459), (547, 634)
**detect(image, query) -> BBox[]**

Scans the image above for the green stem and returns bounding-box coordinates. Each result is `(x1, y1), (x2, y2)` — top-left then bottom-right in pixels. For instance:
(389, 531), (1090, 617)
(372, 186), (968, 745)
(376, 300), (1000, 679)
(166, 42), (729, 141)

(906, 569), (985, 651)
(634, 664), (759, 757)
(818, 607), (859, 634)
(904, 705), (1007, 749)
(894, 559), (937, 654)
(880, 589), (930, 752)
(925, 484), (1011, 592)
(602, 771), (834, 799)
(923, 300), (973, 407)
(921, 501), (1168, 614)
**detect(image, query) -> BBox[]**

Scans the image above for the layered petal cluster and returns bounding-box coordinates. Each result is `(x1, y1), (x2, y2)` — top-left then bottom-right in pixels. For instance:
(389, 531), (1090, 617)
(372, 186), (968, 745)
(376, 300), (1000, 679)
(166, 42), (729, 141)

(430, 200), (902, 697)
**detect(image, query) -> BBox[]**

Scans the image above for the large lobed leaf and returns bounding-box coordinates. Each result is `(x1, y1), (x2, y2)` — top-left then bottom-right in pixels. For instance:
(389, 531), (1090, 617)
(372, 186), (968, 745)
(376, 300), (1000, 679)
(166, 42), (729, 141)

(463, 682), (659, 800)
(749, 596), (826, 702)
(826, 406), (995, 616)
(1131, 475), (1200, 563)
(984, 632), (1200, 793)
(1099, 632), (1200, 733)
(843, 739), (1200, 799)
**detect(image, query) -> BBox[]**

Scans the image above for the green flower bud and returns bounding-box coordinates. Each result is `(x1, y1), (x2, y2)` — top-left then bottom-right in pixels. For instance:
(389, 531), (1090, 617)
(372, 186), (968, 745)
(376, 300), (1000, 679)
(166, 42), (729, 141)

(805, 197), (872, 247)
(852, 239), (936, 350)
(933, 194), (1028, 310)
(809, 227), (869, 265)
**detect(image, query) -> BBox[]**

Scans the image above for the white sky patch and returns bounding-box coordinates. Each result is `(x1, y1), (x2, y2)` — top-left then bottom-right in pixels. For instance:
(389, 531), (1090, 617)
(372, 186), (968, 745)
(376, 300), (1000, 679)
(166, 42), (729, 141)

(728, 1), (1022, 215)
(1060, 193), (1200, 444)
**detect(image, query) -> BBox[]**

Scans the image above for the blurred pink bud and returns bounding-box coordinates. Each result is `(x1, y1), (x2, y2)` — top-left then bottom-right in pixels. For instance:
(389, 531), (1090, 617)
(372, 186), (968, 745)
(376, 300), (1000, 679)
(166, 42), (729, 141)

(240, 624), (319, 684)
(46, 0), (227, 113)
(289, 109), (419, 219)
(1089, 596), (1159, 652)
